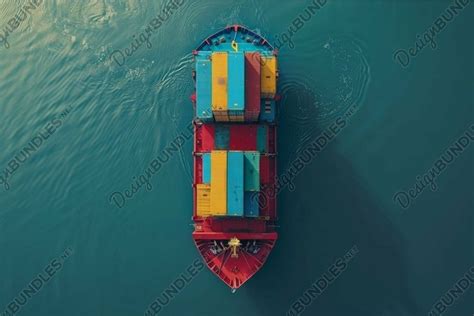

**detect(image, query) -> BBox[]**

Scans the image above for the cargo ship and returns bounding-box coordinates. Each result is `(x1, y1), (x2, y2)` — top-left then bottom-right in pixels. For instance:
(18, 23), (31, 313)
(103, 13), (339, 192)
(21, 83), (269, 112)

(191, 25), (278, 290)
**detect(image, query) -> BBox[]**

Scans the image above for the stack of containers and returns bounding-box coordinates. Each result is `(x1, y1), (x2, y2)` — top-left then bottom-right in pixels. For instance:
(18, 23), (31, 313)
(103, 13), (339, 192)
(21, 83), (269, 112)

(210, 151), (227, 215)
(259, 100), (276, 122)
(257, 125), (268, 153)
(197, 51), (277, 123)
(212, 52), (229, 122)
(227, 151), (244, 216)
(194, 46), (277, 218)
(202, 153), (211, 184)
(195, 52), (213, 122)
(260, 55), (277, 99)
(228, 52), (245, 122)
(244, 151), (260, 217)
(198, 150), (260, 217)
(244, 52), (261, 121)
(196, 183), (211, 216)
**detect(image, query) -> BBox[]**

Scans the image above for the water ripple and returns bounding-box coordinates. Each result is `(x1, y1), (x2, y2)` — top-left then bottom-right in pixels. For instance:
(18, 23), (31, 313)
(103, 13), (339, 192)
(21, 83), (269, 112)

(279, 35), (371, 159)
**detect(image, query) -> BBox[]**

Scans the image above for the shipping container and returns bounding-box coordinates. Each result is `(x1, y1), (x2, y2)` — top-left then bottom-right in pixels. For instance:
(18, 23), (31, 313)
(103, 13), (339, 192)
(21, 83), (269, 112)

(259, 99), (276, 122)
(257, 125), (268, 153)
(260, 184), (276, 219)
(229, 125), (257, 150)
(202, 153), (211, 184)
(267, 125), (276, 153)
(229, 114), (245, 122)
(259, 155), (276, 184)
(213, 110), (229, 122)
(260, 55), (277, 98)
(195, 124), (214, 152)
(227, 52), (245, 113)
(227, 151), (244, 216)
(214, 125), (230, 149)
(244, 151), (260, 191)
(196, 184), (211, 216)
(193, 155), (198, 215)
(244, 191), (259, 217)
(212, 52), (228, 113)
(210, 150), (227, 215)
(244, 52), (261, 121)
(245, 112), (260, 121)
(195, 54), (213, 121)
(195, 154), (205, 184)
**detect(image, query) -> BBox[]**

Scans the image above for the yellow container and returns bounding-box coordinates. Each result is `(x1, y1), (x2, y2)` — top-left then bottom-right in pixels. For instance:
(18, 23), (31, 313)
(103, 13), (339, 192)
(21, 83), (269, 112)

(261, 56), (277, 98)
(210, 150), (227, 215)
(196, 184), (211, 217)
(212, 52), (228, 112)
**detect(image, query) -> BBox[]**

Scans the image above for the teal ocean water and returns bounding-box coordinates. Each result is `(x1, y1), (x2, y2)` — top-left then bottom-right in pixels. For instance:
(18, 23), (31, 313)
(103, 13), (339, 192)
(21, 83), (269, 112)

(1, 1), (473, 315)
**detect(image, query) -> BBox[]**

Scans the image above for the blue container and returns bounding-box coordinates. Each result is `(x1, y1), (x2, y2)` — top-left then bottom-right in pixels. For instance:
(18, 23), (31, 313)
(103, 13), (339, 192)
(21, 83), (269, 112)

(202, 153), (211, 184)
(257, 125), (267, 153)
(227, 52), (245, 113)
(227, 151), (244, 216)
(259, 100), (276, 123)
(214, 125), (230, 149)
(196, 53), (213, 121)
(244, 191), (259, 217)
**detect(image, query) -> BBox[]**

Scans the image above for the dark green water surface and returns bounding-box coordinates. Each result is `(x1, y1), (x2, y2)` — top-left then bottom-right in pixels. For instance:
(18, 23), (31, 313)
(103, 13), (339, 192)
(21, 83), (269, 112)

(0, 1), (472, 315)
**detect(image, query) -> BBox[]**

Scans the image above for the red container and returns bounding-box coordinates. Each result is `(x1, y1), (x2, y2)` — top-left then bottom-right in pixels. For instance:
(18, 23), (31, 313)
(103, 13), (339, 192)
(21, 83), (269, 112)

(195, 155), (203, 184)
(260, 155), (275, 184)
(244, 52), (261, 121)
(193, 153), (197, 216)
(260, 184), (276, 219)
(229, 125), (257, 150)
(196, 124), (215, 152)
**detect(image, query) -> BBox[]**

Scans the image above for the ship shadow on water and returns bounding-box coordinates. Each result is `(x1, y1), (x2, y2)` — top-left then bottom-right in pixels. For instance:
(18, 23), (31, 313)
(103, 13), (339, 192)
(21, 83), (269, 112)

(244, 73), (421, 315)
(245, 149), (422, 316)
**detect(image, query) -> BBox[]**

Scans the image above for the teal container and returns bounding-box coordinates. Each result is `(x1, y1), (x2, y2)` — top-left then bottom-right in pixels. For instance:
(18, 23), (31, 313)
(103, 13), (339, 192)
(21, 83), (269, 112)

(227, 52), (245, 114)
(244, 151), (260, 191)
(202, 153), (210, 184)
(195, 52), (213, 121)
(259, 100), (276, 123)
(257, 125), (267, 153)
(244, 191), (259, 217)
(227, 151), (244, 216)
(214, 125), (230, 149)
